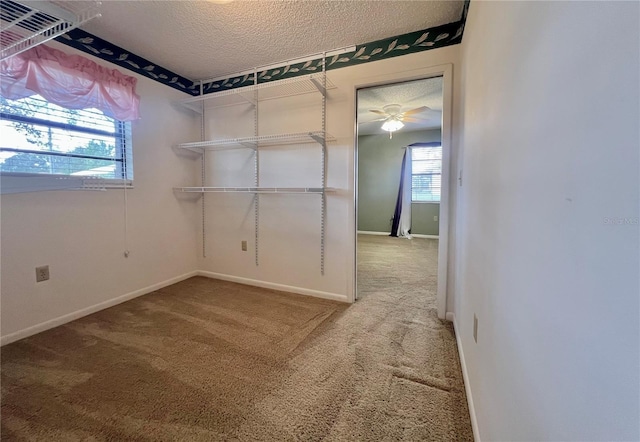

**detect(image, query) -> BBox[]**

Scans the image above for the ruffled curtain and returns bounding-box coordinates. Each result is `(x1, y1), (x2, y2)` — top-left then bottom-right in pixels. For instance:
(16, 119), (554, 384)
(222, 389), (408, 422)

(0, 44), (140, 121)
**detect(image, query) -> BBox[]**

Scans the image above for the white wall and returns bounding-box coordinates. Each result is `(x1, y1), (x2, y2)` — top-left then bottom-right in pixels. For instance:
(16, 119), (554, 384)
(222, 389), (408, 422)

(0, 41), (462, 339)
(456, 2), (640, 440)
(196, 45), (462, 303)
(0, 41), (200, 343)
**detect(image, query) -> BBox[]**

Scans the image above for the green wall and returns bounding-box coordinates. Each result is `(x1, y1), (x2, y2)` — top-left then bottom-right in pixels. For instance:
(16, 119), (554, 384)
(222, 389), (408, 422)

(410, 203), (440, 235)
(357, 129), (441, 236)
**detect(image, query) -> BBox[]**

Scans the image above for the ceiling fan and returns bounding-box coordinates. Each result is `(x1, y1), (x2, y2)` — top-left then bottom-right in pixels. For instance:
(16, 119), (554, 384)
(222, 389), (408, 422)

(363, 104), (431, 139)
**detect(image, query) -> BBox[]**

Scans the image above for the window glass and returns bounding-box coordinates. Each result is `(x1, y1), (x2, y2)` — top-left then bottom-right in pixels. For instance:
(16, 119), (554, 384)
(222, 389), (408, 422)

(411, 145), (441, 202)
(0, 95), (132, 179)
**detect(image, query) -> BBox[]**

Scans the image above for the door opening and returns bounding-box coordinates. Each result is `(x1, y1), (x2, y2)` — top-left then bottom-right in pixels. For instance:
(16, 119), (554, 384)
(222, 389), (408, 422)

(354, 71), (451, 319)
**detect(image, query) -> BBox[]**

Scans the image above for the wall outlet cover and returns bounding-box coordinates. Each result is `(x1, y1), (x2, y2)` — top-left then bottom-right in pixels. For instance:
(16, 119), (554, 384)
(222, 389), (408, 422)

(36, 265), (50, 283)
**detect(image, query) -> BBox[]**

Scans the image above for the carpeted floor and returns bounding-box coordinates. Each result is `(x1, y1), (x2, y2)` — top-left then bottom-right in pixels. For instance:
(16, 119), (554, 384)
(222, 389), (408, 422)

(1, 235), (473, 441)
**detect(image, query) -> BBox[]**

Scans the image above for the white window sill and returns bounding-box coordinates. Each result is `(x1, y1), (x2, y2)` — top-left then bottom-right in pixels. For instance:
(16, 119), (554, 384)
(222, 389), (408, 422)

(0, 173), (133, 194)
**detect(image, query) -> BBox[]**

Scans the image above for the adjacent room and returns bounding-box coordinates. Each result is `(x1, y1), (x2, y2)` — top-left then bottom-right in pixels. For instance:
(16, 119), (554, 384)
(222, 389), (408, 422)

(356, 76), (444, 310)
(1, 1), (638, 441)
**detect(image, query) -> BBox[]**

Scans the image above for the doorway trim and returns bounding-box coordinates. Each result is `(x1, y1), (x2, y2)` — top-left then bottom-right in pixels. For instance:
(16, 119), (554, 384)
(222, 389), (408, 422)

(353, 63), (453, 320)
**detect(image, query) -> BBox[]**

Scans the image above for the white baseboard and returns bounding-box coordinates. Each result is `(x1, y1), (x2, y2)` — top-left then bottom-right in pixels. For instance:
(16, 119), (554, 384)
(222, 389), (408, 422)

(1, 270), (349, 346)
(449, 313), (481, 442)
(197, 270), (349, 303)
(0, 271), (198, 346)
(357, 231), (439, 239)
(446, 312), (455, 322)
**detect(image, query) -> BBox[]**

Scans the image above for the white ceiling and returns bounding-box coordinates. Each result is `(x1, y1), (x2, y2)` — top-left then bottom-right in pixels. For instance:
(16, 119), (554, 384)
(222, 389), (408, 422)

(357, 76), (443, 136)
(81, 0), (464, 81)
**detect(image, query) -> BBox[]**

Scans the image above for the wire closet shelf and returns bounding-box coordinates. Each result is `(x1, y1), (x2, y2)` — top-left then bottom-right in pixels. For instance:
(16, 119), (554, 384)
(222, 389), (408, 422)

(1, 0), (101, 60)
(174, 187), (336, 194)
(173, 63), (332, 274)
(175, 131), (336, 154)
(179, 73), (337, 112)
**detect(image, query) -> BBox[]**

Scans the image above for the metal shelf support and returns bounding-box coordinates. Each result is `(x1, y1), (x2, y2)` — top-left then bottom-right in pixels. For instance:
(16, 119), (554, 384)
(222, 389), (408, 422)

(200, 81), (206, 258)
(253, 82), (259, 267)
(309, 77), (327, 97)
(320, 55), (327, 276)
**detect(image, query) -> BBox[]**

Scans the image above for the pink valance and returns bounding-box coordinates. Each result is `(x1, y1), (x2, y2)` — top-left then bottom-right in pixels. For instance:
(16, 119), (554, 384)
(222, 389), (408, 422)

(0, 44), (140, 121)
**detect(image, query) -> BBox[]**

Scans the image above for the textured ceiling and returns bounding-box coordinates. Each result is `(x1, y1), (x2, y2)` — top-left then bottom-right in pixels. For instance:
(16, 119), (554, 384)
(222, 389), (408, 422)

(357, 76), (443, 136)
(81, 0), (464, 81)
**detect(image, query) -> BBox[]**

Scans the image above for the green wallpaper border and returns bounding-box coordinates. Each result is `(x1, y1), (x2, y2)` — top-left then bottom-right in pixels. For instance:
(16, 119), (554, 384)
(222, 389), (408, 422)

(202, 21), (464, 94)
(202, 17), (466, 94)
(54, 1), (470, 96)
(55, 29), (199, 95)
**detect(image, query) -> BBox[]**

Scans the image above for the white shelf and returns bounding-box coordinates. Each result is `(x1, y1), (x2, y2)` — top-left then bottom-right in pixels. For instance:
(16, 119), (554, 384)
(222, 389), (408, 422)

(180, 73), (336, 112)
(176, 131), (335, 153)
(1, 0), (101, 60)
(174, 187), (336, 195)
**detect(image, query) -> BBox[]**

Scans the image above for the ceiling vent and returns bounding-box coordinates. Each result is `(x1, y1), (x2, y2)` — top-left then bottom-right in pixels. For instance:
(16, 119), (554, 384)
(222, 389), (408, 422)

(1, 0), (100, 60)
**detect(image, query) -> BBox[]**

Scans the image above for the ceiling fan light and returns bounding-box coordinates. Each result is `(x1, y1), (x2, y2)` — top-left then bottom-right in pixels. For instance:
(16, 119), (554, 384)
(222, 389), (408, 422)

(381, 119), (404, 132)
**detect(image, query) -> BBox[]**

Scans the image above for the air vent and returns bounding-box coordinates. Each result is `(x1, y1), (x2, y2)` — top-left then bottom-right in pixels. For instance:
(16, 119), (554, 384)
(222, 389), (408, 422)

(1, 0), (100, 60)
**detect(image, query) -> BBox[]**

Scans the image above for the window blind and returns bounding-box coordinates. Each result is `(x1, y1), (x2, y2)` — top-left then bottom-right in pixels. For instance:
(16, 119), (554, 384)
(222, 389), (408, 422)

(411, 144), (442, 202)
(0, 94), (132, 179)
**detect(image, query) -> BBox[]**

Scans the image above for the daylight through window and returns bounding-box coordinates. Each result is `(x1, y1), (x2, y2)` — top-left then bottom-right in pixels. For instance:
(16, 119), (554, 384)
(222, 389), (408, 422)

(0, 95), (132, 180)
(411, 145), (441, 202)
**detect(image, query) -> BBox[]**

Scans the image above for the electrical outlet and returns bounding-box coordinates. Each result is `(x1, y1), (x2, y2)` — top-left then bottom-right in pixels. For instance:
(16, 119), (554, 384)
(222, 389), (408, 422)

(36, 265), (49, 282)
(473, 314), (478, 343)
(241, 240), (247, 251)
(433, 215), (438, 222)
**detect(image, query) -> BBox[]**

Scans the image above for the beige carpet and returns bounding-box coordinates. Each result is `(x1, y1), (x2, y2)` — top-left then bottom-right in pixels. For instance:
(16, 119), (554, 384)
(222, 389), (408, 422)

(1, 235), (473, 441)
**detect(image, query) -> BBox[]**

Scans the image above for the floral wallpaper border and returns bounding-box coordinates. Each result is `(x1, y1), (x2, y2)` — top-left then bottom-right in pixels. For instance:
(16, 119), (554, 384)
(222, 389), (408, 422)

(56, 0), (469, 97)
(55, 29), (199, 96)
(202, 18), (466, 94)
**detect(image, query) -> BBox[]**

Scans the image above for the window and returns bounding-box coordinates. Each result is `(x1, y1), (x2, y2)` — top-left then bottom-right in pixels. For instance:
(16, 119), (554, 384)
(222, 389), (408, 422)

(411, 144), (441, 202)
(0, 94), (132, 180)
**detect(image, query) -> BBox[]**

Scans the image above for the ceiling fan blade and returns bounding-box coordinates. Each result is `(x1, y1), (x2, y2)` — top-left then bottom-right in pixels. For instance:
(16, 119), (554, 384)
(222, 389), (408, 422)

(358, 117), (387, 124)
(369, 109), (387, 115)
(402, 116), (429, 123)
(402, 106), (430, 116)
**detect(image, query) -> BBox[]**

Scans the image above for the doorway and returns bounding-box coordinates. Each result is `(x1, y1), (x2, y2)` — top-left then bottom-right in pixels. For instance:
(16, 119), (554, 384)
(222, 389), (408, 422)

(354, 73), (450, 319)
